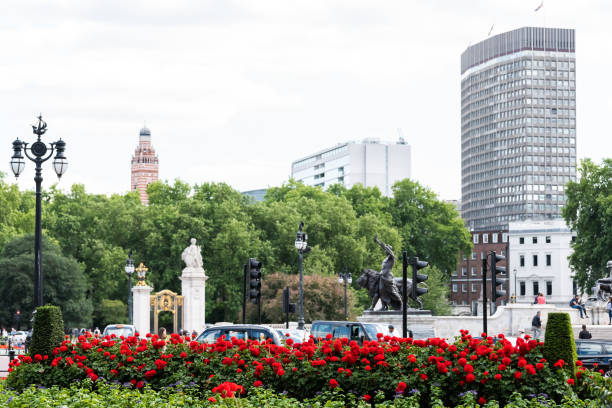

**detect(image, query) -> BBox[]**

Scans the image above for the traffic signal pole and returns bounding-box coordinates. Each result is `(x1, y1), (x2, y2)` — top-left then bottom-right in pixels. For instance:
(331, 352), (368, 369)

(482, 258), (488, 335)
(242, 263), (247, 324)
(402, 251), (408, 338)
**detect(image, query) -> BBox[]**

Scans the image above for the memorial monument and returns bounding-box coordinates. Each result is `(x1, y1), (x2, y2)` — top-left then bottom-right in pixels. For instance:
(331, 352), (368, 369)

(180, 238), (208, 334)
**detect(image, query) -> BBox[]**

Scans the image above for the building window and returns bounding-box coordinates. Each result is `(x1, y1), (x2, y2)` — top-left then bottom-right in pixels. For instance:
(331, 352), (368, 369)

(520, 237), (525, 244)
(338, 166), (344, 175)
(462, 267), (467, 276)
(471, 266), (477, 276)
(492, 233), (498, 243)
(546, 281), (552, 296)
(462, 254), (467, 261)
(473, 234), (479, 244)
(338, 176), (344, 184)
(533, 255), (538, 266)
(471, 252), (476, 260)
(483, 234), (488, 243)
(520, 255), (525, 267)
(520, 281), (526, 296)
(545, 236), (551, 243)
(452, 268), (458, 276)
(472, 283), (478, 293)
(546, 254), (551, 266)
(502, 233), (508, 243)
(533, 281), (539, 295)
(533, 236), (538, 244)
(481, 251), (487, 260)
(462, 284), (467, 293)
(452, 284), (458, 293)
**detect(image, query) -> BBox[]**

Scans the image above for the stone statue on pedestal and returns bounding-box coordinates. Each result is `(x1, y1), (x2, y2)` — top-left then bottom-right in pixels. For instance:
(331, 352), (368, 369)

(180, 238), (207, 334)
(182, 238), (204, 270)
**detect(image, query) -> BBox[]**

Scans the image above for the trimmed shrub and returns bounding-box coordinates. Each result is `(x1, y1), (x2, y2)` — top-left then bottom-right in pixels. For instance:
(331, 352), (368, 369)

(29, 305), (65, 357)
(543, 312), (577, 376)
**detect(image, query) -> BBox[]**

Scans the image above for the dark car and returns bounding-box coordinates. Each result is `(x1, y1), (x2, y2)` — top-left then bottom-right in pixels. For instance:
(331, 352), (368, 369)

(310, 321), (388, 344)
(575, 339), (612, 376)
(196, 324), (283, 346)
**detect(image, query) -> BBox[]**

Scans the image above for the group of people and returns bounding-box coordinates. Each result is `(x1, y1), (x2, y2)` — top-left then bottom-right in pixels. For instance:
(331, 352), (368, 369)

(157, 327), (199, 340)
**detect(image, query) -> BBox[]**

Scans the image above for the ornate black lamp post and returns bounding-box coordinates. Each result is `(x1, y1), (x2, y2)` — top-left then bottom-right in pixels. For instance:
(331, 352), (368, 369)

(125, 251), (135, 324)
(10, 116), (67, 307)
(337, 267), (352, 320)
(295, 222), (309, 330)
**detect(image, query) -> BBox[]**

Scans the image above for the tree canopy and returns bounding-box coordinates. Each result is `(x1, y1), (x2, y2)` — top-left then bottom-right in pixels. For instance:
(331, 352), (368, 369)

(563, 158), (612, 293)
(0, 173), (471, 325)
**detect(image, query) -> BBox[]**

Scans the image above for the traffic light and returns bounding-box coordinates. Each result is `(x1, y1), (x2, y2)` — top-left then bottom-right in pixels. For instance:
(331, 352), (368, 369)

(282, 286), (296, 314)
(410, 257), (429, 299)
(490, 251), (507, 304)
(248, 258), (262, 304)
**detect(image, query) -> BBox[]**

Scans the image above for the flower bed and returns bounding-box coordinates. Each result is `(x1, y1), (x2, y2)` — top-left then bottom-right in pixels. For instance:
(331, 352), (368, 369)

(5, 330), (612, 407)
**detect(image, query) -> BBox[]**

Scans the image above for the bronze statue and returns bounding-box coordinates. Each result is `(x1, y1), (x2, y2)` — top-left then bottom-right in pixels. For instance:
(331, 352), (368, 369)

(357, 236), (403, 311)
(358, 236), (427, 310)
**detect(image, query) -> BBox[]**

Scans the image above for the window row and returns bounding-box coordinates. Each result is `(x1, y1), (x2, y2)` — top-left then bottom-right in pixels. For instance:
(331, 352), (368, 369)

(518, 280), (553, 296)
(519, 253), (552, 267)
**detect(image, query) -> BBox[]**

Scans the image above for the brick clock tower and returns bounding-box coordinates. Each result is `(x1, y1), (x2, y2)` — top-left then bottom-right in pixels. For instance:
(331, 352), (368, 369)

(131, 126), (159, 205)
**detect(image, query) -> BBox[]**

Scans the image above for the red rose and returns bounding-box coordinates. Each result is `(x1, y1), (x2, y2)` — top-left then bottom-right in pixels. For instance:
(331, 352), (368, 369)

(466, 373), (475, 382)
(567, 378), (574, 386)
(514, 371), (522, 380)
(494, 374), (502, 380)
(478, 397), (486, 405)
(329, 379), (338, 389)
(253, 380), (263, 387)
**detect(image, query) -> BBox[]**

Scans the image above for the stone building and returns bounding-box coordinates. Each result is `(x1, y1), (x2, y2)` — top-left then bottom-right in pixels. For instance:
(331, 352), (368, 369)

(130, 126), (159, 205)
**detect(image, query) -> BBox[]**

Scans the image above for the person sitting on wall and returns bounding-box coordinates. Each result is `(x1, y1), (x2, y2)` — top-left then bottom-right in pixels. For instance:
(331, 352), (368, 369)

(570, 295), (589, 319)
(388, 325), (395, 336)
(578, 324), (592, 339)
(536, 292), (546, 304)
(607, 296), (612, 325)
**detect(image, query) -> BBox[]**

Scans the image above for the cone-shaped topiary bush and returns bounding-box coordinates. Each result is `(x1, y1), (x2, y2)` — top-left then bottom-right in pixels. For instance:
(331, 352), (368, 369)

(543, 312), (576, 377)
(29, 305), (65, 357)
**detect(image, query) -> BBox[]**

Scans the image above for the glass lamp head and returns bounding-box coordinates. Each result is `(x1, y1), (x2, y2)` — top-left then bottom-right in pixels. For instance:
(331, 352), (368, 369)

(10, 139), (25, 177)
(52, 139), (68, 178)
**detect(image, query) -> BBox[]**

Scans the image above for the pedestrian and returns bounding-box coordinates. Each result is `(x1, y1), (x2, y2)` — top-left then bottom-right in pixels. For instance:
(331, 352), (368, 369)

(569, 295), (589, 319)
(578, 324), (592, 339)
(531, 311), (543, 339)
(191, 330), (198, 339)
(158, 327), (167, 340)
(536, 292), (546, 304)
(93, 327), (101, 336)
(606, 296), (612, 325)
(388, 325), (395, 336)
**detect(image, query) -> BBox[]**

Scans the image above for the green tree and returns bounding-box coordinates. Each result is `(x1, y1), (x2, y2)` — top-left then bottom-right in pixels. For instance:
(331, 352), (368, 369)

(0, 234), (93, 329)
(563, 158), (612, 293)
(389, 179), (472, 277)
(94, 299), (128, 329)
(416, 266), (451, 316)
(0, 174), (35, 248)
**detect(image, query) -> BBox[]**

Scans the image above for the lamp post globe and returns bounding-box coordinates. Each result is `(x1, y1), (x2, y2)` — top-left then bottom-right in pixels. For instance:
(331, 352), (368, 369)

(295, 222), (308, 330)
(9, 116), (67, 307)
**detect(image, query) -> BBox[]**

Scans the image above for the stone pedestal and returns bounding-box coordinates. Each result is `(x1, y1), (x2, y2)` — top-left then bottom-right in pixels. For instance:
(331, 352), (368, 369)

(132, 285), (153, 336)
(359, 310), (435, 339)
(180, 267), (207, 334)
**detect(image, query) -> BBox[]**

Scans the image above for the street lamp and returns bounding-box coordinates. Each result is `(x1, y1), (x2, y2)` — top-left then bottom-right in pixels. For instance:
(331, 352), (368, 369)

(10, 116), (67, 307)
(295, 222), (309, 330)
(512, 268), (517, 303)
(338, 267), (352, 320)
(125, 251), (135, 324)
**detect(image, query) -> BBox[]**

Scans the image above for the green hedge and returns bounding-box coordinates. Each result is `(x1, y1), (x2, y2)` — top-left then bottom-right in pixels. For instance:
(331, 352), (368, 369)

(544, 312), (577, 376)
(29, 305), (65, 357)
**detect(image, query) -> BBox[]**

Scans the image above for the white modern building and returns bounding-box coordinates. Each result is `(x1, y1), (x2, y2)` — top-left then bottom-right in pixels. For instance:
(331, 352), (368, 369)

(508, 219), (576, 307)
(291, 138), (411, 196)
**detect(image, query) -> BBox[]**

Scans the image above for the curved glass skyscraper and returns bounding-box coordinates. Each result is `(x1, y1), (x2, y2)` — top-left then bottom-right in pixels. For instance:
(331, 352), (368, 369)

(461, 27), (576, 231)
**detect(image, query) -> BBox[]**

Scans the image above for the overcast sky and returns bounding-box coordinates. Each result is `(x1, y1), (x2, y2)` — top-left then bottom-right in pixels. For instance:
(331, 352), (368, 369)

(1, 0), (610, 200)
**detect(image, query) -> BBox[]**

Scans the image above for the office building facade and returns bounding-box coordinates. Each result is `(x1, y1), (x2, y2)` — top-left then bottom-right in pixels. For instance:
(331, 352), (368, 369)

(508, 219), (575, 308)
(461, 27), (577, 231)
(291, 139), (411, 196)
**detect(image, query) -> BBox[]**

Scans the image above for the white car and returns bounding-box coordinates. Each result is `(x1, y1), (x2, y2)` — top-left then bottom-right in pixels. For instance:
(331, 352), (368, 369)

(12, 331), (27, 345)
(102, 324), (136, 338)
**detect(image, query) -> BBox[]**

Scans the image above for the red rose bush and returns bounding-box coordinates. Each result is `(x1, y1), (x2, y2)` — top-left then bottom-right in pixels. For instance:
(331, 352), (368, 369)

(5, 329), (609, 406)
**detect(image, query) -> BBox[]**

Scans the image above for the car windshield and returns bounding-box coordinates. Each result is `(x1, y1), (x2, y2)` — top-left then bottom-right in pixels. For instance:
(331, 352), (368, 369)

(104, 327), (134, 337)
(363, 324), (383, 340)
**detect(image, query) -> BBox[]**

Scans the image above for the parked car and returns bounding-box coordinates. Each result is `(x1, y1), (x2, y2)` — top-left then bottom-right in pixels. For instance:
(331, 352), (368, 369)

(575, 339), (612, 376)
(310, 321), (388, 344)
(196, 324), (283, 345)
(12, 331), (28, 345)
(102, 324), (136, 338)
(276, 328), (308, 343)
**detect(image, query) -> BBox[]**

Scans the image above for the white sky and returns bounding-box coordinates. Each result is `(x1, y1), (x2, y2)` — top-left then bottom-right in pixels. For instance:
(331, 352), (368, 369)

(1, 0), (611, 200)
